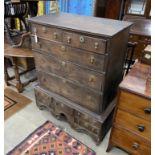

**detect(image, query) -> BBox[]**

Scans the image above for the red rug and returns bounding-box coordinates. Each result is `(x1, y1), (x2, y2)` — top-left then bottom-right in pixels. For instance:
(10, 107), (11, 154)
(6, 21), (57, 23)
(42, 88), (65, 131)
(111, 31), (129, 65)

(7, 121), (96, 155)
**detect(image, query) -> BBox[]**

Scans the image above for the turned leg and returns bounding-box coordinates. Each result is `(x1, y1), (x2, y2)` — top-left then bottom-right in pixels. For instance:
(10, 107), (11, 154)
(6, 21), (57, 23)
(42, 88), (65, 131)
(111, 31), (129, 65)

(4, 58), (10, 86)
(12, 57), (23, 93)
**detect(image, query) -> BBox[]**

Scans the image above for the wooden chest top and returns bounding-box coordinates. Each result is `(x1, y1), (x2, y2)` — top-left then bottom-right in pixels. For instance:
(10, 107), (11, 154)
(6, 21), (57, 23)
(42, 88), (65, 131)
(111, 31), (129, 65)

(28, 12), (132, 37)
(120, 63), (151, 99)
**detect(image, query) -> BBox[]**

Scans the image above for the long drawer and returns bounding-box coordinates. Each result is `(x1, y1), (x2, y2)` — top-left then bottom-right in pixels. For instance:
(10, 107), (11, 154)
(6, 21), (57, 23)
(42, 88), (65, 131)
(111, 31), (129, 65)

(37, 71), (103, 113)
(114, 109), (150, 140)
(32, 37), (108, 72)
(111, 127), (150, 155)
(119, 91), (151, 121)
(34, 52), (105, 91)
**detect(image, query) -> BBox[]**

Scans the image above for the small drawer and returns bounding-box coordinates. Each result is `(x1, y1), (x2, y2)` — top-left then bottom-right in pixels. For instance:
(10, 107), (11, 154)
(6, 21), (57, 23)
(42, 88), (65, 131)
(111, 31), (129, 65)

(31, 23), (63, 42)
(31, 37), (108, 72)
(35, 87), (51, 107)
(34, 52), (105, 91)
(37, 71), (103, 113)
(115, 109), (150, 140)
(63, 31), (107, 54)
(111, 127), (150, 155)
(119, 91), (151, 121)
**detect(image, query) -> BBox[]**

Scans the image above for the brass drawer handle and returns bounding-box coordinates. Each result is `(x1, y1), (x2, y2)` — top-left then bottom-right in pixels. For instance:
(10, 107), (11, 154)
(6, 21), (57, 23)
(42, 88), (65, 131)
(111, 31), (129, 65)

(61, 61), (66, 67)
(53, 32), (57, 39)
(94, 42), (99, 49)
(79, 36), (85, 43)
(42, 26), (47, 33)
(61, 45), (66, 51)
(137, 124), (145, 132)
(62, 79), (67, 83)
(144, 107), (151, 114)
(132, 142), (140, 150)
(89, 76), (95, 82)
(90, 56), (95, 64)
(67, 36), (71, 43)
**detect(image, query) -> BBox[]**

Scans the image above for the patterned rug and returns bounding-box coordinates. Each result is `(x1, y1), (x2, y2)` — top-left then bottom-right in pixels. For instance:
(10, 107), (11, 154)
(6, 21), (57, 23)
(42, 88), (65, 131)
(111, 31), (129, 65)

(4, 87), (31, 111)
(7, 121), (96, 155)
(4, 87), (32, 120)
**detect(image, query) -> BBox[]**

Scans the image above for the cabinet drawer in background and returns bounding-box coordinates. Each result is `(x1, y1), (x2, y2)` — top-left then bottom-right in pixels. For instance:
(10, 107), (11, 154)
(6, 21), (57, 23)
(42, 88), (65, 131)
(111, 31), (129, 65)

(119, 91), (151, 121)
(115, 109), (150, 140)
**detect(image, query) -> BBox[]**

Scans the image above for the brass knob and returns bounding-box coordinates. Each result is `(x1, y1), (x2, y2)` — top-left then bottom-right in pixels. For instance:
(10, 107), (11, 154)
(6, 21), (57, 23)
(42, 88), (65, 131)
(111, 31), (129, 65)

(79, 36), (85, 43)
(53, 32), (57, 39)
(42, 27), (46, 33)
(95, 42), (99, 49)
(61, 45), (66, 51)
(89, 76), (95, 82)
(61, 61), (66, 67)
(90, 56), (95, 64)
(132, 142), (139, 150)
(67, 36), (71, 43)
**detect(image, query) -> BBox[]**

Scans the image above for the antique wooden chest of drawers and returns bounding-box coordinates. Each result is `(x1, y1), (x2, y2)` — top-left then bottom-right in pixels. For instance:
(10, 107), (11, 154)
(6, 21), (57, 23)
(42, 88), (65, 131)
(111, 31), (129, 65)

(107, 63), (151, 154)
(28, 13), (131, 143)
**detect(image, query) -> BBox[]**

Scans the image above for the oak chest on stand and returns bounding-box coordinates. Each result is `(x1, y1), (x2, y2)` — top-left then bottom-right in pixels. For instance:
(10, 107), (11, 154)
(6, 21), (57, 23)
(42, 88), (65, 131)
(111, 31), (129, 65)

(28, 13), (131, 144)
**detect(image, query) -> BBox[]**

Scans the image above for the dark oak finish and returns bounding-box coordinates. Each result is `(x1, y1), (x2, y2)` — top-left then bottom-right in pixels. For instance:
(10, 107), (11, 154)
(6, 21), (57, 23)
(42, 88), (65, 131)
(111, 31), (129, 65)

(28, 13), (131, 143)
(107, 63), (151, 154)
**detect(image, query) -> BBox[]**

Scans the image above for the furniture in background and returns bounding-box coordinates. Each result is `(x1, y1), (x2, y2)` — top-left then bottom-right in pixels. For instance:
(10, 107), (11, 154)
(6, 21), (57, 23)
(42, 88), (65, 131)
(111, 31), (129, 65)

(94, 0), (124, 19)
(124, 0), (151, 18)
(28, 13), (131, 144)
(4, 33), (36, 93)
(123, 15), (151, 61)
(107, 63), (151, 154)
(141, 44), (151, 65)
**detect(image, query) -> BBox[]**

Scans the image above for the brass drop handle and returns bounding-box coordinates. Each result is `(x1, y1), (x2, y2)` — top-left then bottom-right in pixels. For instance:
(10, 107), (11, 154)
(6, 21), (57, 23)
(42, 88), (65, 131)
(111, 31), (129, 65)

(53, 32), (57, 39)
(95, 42), (99, 49)
(61, 61), (66, 67)
(132, 142), (140, 150)
(90, 56), (95, 64)
(79, 36), (85, 43)
(137, 124), (145, 132)
(62, 79), (67, 83)
(42, 27), (47, 33)
(61, 45), (66, 51)
(144, 107), (151, 114)
(89, 76), (95, 82)
(67, 36), (71, 43)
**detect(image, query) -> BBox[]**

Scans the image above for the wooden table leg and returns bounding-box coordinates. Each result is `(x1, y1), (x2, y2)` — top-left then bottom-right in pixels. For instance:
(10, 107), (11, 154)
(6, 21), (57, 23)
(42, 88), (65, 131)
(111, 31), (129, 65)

(12, 57), (23, 93)
(4, 58), (10, 86)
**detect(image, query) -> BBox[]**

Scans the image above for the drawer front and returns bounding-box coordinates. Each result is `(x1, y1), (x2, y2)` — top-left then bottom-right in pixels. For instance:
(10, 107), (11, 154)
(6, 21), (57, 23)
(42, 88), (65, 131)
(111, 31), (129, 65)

(34, 52), (105, 91)
(111, 127), (150, 155)
(115, 109), (150, 140)
(63, 31), (107, 54)
(37, 71), (103, 113)
(31, 24), (62, 42)
(119, 91), (151, 121)
(32, 37), (108, 72)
